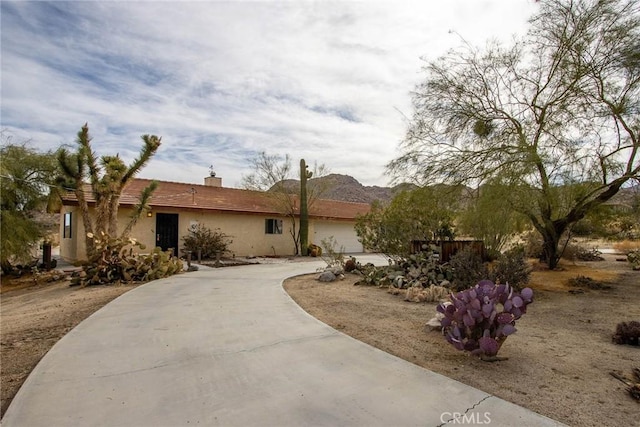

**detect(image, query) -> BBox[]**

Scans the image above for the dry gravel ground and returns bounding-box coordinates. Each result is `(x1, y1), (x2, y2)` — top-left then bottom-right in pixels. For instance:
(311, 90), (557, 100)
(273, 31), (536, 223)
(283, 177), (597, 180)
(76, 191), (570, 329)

(0, 278), (143, 417)
(284, 254), (640, 427)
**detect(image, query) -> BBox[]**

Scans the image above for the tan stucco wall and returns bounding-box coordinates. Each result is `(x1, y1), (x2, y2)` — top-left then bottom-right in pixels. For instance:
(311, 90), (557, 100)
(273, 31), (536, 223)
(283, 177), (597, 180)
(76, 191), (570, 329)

(59, 206), (84, 262)
(139, 208), (295, 257)
(61, 206), (305, 261)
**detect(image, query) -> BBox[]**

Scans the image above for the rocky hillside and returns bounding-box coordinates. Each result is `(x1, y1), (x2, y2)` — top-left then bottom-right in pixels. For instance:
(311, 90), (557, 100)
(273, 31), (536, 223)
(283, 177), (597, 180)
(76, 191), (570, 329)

(275, 175), (639, 207)
(276, 174), (415, 204)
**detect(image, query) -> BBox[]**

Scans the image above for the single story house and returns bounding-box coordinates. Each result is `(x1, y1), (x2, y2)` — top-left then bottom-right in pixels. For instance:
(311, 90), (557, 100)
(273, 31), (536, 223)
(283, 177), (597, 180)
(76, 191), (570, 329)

(59, 175), (370, 262)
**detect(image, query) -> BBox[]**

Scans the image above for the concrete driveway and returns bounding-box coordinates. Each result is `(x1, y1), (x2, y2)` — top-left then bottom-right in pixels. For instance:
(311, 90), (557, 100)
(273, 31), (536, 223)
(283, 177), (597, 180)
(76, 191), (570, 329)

(2, 255), (564, 426)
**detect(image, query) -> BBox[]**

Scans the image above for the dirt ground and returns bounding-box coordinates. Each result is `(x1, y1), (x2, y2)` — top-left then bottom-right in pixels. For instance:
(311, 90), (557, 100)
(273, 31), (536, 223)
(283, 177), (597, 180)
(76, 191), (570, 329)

(284, 254), (640, 427)
(0, 255), (637, 426)
(0, 277), (143, 417)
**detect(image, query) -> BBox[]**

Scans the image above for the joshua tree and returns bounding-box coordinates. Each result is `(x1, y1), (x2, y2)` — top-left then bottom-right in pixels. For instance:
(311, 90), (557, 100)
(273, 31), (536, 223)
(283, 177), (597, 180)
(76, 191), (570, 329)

(57, 123), (160, 256)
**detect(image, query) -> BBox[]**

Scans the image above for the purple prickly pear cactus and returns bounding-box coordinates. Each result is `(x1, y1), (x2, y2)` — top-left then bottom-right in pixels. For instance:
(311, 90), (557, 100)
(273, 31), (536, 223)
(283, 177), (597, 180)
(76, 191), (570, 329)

(437, 280), (533, 359)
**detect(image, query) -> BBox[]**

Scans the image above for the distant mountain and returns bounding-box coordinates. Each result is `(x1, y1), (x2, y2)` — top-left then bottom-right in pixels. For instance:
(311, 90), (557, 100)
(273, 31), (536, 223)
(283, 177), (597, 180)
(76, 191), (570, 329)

(607, 185), (639, 208)
(274, 174), (416, 204)
(272, 175), (639, 207)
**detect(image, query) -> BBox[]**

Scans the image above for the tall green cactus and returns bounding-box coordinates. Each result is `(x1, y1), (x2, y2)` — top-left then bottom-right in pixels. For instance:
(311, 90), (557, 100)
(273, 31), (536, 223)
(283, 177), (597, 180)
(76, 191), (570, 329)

(299, 159), (312, 256)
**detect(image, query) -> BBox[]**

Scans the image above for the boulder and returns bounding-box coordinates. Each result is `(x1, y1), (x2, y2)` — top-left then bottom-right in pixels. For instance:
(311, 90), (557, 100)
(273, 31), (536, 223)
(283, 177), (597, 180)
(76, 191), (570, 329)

(318, 271), (337, 282)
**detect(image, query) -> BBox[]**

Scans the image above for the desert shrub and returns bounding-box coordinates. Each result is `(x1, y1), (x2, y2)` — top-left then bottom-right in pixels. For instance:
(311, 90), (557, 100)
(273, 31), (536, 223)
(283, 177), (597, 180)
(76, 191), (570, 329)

(521, 230), (544, 259)
(437, 280), (534, 360)
(575, 246), (604, 261)
(489, 246), (531, 291)
(404, 284), (450, 303)
(559, 241), (604, 262)
(627, 250), (640, 270)
(568, 275), (612, 290)
(612, 321), (640, 346)
(560, 242), (580, 261)
(181, 224), (232, 259)
(613, 240), (640, 254)
(74, 232), (183, 286)
(449, 247), (489, 291)
(320, 236), (345, 267)
(344, 258), (357, 272)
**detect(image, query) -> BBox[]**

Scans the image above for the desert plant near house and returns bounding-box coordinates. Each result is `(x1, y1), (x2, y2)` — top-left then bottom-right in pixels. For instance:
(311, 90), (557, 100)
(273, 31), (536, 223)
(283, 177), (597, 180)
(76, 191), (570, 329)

(181, 224), (232, 259)
(73, 232), (183, 286)
(437, 280), (534, 360)
(320, 236), (344, 267)
(57, 124), (161, 257)
(489, 246), (531, 291)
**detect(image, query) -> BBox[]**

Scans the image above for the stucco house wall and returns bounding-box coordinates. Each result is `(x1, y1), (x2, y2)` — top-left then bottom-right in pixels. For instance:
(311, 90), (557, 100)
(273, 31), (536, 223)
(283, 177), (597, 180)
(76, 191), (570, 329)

(59, 177), (369, 262)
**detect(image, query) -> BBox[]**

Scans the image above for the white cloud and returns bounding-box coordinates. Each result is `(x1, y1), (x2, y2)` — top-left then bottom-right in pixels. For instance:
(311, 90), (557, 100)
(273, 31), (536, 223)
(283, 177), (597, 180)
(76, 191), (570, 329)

(1, 0), (538, 188)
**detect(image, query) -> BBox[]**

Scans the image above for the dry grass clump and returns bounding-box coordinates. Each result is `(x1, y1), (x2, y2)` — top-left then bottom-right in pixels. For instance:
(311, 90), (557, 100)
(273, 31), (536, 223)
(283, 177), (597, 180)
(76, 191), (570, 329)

(613, 240), (640, 254)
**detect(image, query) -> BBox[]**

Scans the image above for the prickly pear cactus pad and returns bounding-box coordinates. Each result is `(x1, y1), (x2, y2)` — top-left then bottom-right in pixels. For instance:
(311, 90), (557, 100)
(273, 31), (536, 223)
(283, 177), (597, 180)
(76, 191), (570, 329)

(437, 280), (533, 360)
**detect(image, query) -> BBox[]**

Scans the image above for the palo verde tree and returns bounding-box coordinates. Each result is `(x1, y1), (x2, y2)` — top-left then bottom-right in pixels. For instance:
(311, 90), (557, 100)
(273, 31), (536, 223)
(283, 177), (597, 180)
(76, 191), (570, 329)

(355, 185), (460, 259)
(57, 124), (161, 256)
(388, 0), (640, 269)
(0, 137), (61, 271)
(457, 178), (528, 258)
(241, 152), (329, 255)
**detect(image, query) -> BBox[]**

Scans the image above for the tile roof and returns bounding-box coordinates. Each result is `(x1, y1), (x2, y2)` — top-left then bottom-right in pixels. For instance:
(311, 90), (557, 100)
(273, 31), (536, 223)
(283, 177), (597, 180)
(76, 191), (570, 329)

(61, 178), (370, 220)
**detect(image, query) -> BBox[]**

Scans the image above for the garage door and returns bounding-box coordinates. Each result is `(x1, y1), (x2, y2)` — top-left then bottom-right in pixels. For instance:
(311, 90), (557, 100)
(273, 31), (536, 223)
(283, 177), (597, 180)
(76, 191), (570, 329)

(312, 221), (363, 253)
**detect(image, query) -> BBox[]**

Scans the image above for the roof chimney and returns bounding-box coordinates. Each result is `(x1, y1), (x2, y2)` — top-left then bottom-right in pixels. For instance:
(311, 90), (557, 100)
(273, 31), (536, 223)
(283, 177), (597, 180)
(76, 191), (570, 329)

(205, 164), (222, 187)
(204, 176), (222, 187)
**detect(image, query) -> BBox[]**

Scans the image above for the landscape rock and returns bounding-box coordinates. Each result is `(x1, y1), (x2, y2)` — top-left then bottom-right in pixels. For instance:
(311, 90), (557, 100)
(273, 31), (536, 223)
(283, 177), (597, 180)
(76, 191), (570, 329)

(426, 314), (444, 331)
(327, 267), (344, 276)
(318, 271), (337, 282)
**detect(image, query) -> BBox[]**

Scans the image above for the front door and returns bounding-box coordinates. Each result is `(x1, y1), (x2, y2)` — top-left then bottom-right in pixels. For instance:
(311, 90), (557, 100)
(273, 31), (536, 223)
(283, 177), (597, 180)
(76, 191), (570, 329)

(156, 213), (179, 255)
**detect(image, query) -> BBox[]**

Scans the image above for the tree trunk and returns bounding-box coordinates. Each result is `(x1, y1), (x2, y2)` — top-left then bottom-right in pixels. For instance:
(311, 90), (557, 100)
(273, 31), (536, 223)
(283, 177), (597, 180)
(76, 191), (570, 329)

(299, 159), (310, 256)
(541, 233), (560, 270)
(73, 184), (96, 258)
(288, 215), (299, 255)
(538, 220), (569, 270)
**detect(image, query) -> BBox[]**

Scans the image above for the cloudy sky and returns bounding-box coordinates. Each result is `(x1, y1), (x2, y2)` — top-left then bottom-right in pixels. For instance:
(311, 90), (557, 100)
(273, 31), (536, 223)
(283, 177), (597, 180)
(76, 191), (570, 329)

(1, 0), (538, 188)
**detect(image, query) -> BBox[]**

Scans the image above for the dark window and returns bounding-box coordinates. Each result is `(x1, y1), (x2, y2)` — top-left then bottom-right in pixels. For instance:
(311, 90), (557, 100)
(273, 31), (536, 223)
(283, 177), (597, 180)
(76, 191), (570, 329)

(63, 212), (72, 238)
(265, 219), (283, 234)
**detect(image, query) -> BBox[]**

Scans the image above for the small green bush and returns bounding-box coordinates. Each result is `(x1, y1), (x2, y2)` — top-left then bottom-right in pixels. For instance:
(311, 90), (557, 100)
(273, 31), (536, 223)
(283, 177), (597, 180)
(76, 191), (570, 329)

(490, 246), (531, 291)
(449, 246), (489, 291)
(181, 224), (232, 259)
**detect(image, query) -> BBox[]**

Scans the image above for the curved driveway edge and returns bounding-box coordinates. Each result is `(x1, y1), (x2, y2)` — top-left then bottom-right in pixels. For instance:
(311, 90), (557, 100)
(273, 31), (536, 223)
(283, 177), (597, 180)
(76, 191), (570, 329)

(3, 256), (564, 426)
